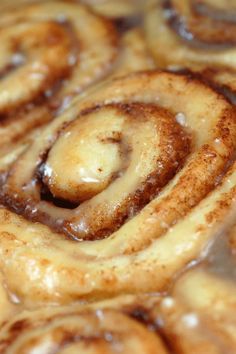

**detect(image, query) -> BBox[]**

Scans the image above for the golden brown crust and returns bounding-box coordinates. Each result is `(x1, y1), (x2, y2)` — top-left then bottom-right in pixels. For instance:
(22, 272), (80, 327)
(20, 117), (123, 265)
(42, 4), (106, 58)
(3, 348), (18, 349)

(1, 2), (236, 352)
(0, 71), (236, 307)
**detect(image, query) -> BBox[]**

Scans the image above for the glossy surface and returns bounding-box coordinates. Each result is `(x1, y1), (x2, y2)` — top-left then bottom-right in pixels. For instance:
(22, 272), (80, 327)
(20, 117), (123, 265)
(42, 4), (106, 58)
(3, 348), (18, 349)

(145, 0), (236, 96)
(0, 1), (236, 353)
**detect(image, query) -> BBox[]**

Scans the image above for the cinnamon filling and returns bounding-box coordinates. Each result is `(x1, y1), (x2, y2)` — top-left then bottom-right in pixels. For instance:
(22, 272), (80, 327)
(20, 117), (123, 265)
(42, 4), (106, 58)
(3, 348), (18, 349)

(163, 0), (236, 49)
(0, 102), (190, 240)
(0, 0), (118, 152)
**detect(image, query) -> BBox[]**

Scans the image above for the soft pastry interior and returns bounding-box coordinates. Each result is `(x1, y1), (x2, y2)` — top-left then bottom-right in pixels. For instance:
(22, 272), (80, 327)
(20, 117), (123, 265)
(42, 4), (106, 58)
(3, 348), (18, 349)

(1, 1), (236, 353)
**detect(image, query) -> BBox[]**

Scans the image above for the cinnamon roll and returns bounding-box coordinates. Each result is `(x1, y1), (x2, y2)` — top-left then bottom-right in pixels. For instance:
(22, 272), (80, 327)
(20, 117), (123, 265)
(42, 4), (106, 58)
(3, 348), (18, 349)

(0, 295), (169, 354)
(0, 70), (236, 306)
(0, 0), (118, 153)
(0, 0), (156, 160)
(145, 0), (236, 99)
(1, 267), (236, 353)
(1, 2), (236, 352)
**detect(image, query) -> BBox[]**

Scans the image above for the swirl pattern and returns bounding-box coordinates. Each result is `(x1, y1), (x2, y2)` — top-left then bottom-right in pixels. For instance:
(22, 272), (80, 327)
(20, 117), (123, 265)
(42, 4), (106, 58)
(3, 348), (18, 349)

(145, 0), (236, 98)
(0, 0), (118, 153)
(0, 296), (168, 354)
(0, 71), (236, 306)
(1, 2), (236, 352)
(1, 267), (236, 353)
(3, 102), (190, 240)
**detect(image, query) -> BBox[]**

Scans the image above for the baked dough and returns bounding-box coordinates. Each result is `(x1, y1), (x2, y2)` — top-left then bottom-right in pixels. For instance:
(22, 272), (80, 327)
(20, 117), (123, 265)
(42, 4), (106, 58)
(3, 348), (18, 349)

(0, 1), (236, 353)
(145, 0), (236, 98)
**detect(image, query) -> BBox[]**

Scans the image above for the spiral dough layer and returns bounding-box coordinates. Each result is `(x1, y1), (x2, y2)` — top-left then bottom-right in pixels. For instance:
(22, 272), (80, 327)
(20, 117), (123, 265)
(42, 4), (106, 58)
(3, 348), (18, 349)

(145, 0), (236, 99)
(0, 70), (236, 306)
(1, 267), (236, 353)
(0, 0), (118, 152)
(0, 296), (168, 354)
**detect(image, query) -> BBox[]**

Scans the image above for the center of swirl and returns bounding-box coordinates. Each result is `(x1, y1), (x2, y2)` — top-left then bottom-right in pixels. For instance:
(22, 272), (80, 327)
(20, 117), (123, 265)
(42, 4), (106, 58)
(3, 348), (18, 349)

(0, 101), (190, 240)
(43, 106), (129, 203)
